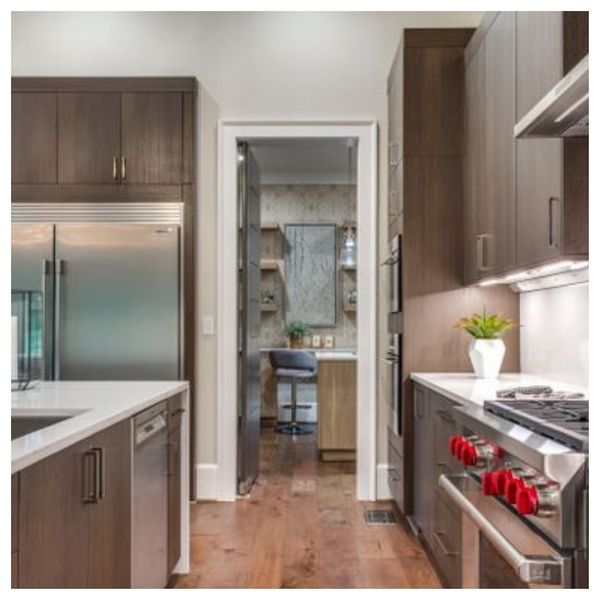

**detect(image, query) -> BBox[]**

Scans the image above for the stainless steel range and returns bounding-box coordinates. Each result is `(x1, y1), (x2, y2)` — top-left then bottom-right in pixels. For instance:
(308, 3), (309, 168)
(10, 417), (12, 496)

(438, 389), (588, 588)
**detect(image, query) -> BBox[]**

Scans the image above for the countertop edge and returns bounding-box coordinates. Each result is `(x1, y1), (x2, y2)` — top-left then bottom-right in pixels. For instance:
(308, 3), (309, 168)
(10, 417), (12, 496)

(11, 382), (189, 474)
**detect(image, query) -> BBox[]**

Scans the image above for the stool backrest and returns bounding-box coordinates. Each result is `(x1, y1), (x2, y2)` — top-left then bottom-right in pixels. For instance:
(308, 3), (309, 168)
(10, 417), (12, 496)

(269, 349), (317, 373)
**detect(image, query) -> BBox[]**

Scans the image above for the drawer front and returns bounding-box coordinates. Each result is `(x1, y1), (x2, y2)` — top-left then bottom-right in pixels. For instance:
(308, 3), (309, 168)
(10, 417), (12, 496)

(432, 488), (462, 588)
(432, 395), (460, 478)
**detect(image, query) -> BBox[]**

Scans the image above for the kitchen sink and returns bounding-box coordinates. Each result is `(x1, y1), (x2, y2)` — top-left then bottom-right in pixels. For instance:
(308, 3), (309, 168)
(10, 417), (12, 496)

(11, 415), (72, 440)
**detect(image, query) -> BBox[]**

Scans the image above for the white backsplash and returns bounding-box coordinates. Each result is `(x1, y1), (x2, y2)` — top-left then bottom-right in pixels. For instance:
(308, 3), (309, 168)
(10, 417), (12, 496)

(520, 282), (588, 387)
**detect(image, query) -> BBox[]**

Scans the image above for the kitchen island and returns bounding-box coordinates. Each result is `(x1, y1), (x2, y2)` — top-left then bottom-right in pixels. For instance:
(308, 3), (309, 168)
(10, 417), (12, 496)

(11, 381), (190, 588)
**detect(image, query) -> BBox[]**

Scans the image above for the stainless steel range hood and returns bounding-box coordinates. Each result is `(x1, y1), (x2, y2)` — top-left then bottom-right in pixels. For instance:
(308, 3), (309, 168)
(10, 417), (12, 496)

(514, 55), (588, 138)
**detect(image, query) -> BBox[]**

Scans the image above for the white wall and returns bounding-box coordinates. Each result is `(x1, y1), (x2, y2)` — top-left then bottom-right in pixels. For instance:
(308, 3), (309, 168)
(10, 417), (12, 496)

(520, 283), (589, 387)
(11, 11), (484, 493)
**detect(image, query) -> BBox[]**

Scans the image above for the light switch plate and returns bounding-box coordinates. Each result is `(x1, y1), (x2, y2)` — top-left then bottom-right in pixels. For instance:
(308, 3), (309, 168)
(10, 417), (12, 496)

(202, 315), (215, 336)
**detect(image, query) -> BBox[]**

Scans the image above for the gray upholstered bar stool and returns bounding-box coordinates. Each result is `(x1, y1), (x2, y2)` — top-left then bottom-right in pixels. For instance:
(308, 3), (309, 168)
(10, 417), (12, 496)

(269, 349), (317, 435)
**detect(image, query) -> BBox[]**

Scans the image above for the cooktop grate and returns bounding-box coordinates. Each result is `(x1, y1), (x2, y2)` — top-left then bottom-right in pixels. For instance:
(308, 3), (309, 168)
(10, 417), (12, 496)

(484, 399), (588, 451)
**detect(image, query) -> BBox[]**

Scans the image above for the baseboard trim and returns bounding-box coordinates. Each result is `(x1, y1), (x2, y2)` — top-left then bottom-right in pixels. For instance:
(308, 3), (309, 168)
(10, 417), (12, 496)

(376, 463), (392, 499)
(194, 463), (219, 500)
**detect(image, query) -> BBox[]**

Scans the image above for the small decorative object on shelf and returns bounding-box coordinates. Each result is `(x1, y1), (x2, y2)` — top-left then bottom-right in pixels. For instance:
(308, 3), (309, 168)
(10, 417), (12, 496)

(346, 289), (357, 305)
(261, 291), (276, 304)
(283, 320), (310, 349)
(340, 223), (357, 268)
(454, 309), (518, 379)
(312, 334), (322, 349)
(324, 335), (335, 349)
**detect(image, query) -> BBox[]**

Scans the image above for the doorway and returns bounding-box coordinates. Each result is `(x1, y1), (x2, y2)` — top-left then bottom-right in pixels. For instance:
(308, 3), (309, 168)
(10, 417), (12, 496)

(218, 122), (377, 501)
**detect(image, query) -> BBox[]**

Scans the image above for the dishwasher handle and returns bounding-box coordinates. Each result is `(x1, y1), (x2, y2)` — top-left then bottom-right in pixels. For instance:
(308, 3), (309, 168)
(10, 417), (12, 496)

(135, 412), (167, 446)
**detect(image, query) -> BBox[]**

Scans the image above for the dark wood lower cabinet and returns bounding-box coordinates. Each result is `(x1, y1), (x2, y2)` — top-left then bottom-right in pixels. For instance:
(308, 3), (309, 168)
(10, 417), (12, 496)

(412, 383), (463, 588)
(167, 419), (182, 574)
(87, 420), (132, 588)
(17, 421), (131, 588)
(18, 438), (90, 588)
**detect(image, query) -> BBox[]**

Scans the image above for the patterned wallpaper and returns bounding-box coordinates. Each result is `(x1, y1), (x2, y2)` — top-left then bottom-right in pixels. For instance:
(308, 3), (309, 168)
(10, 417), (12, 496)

(259, 184), (357, 349)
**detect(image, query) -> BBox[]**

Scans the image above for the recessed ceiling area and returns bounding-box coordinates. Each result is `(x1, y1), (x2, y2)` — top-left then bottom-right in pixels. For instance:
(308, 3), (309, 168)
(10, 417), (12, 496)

(249, 138), (357, 185)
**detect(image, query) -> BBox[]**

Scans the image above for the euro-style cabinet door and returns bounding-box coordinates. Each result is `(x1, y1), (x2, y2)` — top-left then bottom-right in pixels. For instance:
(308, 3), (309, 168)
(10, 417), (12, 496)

(87, 420), (132, 588)
(464, 44), (486, 283)
(121, 92), (183, 184)
(12, 92), (58, 183)
(57, 92), (121, 184)
(484, 12), (517, 275)
(18, 439), (90, 588)
(412, 385), (432, 540)
(515, 12), (563, 267)
(167, 421), (182, 574)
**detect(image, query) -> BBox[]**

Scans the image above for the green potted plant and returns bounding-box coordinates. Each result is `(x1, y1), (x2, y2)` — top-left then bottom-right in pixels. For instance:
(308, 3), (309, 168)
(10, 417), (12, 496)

(283, 321), (310, 349)
(454, 309), (518, 379)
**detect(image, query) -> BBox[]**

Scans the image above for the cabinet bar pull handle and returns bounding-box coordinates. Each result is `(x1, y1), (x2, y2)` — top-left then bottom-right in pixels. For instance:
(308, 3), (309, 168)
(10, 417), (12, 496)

(120, 156), (126, 181)
(112, 156), (118, 181)
(92, 447), (105, 500)
(548, 197), (560, 249)
(82, 450), (98, 503)
(435, 409), (455, 423)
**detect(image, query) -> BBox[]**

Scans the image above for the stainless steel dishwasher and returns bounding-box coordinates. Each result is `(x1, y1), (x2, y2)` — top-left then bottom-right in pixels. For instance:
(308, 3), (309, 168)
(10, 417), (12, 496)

(132, 402), (168, 588)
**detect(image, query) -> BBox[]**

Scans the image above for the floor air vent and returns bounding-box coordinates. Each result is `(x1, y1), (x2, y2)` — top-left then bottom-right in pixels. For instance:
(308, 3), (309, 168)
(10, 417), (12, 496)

(363, 509), (398, 525)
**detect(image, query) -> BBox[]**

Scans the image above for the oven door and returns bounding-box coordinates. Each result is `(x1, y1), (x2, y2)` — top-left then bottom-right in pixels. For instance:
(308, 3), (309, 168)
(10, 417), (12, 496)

(439, 474), (573, 589)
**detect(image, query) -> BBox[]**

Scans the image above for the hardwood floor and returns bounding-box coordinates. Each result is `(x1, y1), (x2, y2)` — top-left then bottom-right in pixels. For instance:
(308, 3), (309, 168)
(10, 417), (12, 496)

(172, 430), (441, 589)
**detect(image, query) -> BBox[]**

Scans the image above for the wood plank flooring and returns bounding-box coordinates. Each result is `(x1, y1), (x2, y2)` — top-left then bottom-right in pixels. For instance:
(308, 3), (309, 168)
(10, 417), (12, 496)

(172, 430), (441, 589)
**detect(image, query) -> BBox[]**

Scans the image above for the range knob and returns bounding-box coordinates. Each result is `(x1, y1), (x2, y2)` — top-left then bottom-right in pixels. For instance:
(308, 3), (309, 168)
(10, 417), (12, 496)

(516, 485), (539, 515)
(504, 474), (525, 504)
(481, 469), (512, 495)
(482, 471), (497, 495)
(449, 435), (464, 457)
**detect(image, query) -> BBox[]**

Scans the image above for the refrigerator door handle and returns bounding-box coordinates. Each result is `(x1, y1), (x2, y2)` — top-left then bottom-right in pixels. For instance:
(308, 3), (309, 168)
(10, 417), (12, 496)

(54, 259), (65, 380)
(41, 259), (54, 380)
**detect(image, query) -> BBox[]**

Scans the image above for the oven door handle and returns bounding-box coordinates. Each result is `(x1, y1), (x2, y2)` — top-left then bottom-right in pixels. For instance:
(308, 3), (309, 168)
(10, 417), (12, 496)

(439, 474), (567, 586)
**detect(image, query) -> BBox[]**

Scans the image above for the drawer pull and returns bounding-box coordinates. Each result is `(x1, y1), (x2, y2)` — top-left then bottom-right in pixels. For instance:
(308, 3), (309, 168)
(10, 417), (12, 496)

(433, 530), (459, 557)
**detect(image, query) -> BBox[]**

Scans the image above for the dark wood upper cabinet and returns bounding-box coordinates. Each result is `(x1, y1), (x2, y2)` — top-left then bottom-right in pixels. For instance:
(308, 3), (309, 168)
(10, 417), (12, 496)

(87, 420), (132, 588)
(464, 42), (486, 283)
(121, 93), (183, 184)
(58, 93), (121, 184)
(12, 93), (57, 183)
(18, 438), (90, 588)
(484, 12), (516, 275)
(464, 12), (588, 283)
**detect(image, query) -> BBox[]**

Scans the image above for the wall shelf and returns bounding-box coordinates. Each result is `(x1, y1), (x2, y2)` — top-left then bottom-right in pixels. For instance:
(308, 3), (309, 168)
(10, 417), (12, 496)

(260, 260), (279, 271)
(341, 264), (357, 272)
(260, 303), (279, 312)
(343, 304), (357, 312)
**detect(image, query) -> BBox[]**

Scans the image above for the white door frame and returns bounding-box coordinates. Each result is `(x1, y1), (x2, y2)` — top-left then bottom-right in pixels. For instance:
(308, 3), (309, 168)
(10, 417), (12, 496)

(216, 120), (378, 501)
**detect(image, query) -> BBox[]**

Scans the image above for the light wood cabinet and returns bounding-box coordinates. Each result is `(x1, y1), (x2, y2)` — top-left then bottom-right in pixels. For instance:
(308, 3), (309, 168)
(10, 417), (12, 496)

(317, 359), (356, 461)
(12, 93), (57, 184)
(16, 420), (131, 588)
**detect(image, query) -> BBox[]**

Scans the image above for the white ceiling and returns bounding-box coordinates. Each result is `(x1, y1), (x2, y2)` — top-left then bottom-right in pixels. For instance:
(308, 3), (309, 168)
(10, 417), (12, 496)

(249, 138), (357, 184)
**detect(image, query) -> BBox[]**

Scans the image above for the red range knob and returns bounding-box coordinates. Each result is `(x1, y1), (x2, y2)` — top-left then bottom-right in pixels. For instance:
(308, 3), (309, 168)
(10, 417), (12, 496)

(461, 442), (477, 466)
(494, 470), (511, 495)
(449, 435), (462, 456)
(516, 486), (538, 515)
(482, 471), (497, 495)
(504, 476), (525, 504)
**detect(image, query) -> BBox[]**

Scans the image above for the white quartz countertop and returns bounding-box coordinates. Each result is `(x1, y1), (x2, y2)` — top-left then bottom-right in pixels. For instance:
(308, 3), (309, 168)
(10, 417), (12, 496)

(11, 381), (189, 473)
(410, 373), (587, 407)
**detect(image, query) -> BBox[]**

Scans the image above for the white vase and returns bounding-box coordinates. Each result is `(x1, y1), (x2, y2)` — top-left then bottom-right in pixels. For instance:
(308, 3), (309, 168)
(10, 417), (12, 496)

(468, 338), (506, 379)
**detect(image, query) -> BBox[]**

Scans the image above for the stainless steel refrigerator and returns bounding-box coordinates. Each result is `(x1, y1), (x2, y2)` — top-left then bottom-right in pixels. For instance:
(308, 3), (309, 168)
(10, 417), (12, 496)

(11, 203), (182, 381)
